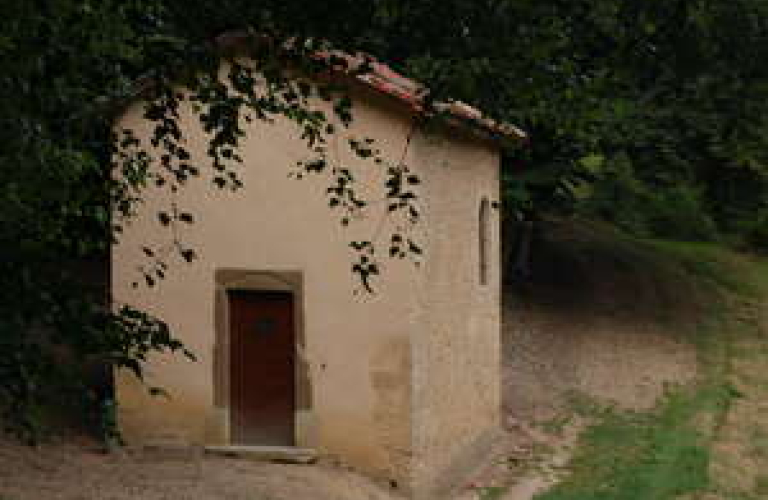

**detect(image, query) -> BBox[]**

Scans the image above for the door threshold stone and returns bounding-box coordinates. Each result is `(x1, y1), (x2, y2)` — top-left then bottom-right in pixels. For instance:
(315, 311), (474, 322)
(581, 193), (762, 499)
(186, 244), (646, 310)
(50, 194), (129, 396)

(204, 445), (318, 464)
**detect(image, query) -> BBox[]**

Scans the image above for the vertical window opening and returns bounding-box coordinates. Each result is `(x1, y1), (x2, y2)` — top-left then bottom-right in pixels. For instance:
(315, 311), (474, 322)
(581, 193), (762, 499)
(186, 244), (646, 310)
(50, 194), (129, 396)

(479, 198), (490, 286)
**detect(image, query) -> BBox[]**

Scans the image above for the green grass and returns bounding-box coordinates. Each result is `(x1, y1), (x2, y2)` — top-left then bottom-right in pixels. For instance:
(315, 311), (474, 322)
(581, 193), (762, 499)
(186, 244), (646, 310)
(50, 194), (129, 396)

(532, 236), (767, 500)
(643, 239), (764, 297)
(749, 427), (768, 460)
(535, 385), (730, 500)
(476, 486), (507, 500)
(755, 475), (768, 496)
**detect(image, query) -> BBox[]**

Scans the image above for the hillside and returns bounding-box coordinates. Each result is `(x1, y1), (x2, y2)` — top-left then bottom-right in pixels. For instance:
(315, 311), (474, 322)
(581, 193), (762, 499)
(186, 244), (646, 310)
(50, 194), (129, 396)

(471, 219), (768, 500)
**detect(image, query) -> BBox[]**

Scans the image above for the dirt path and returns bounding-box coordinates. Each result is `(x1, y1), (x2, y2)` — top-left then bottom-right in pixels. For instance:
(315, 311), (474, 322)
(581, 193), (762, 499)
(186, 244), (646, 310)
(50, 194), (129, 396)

(481, 260), (768, 500)
(0, 439), (399, 500)
(705, 298), (768, 499)
(454, 295), (701, 500)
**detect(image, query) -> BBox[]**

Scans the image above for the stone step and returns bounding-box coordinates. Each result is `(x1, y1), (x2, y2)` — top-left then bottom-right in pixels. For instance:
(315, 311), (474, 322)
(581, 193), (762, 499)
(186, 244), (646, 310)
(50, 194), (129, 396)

(204, 445), (318, 464)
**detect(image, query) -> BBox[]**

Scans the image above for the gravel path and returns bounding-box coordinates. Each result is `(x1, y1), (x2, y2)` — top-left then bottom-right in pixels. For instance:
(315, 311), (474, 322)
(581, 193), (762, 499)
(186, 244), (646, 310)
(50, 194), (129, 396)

(0, 439), (398, 500)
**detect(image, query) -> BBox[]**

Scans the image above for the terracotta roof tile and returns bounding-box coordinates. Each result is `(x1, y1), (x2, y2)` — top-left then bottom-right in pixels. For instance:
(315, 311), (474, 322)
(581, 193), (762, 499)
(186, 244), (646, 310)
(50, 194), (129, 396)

(323, 50), (527, 142)
(215, 31), (527, 143)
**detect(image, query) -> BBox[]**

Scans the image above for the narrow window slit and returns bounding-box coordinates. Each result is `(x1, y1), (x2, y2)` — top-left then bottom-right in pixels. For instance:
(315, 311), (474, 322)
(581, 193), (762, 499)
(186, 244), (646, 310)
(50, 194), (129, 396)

(479, 197), (490, 286)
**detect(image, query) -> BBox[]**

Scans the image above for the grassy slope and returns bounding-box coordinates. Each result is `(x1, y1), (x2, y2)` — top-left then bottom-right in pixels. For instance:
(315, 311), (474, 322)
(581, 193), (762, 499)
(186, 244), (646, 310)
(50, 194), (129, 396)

(532, 231), (768, 500)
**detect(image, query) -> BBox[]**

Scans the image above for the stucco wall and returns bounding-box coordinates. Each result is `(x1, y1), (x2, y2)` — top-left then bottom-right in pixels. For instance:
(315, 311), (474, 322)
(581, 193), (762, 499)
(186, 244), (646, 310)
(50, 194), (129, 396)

(112, 71), (501, 496)
(410, 129), (502, 497)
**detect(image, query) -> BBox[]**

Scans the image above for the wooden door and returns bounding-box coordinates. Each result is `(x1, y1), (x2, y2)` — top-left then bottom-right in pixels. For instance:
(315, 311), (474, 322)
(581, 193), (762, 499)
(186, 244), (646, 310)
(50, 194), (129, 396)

(228, 290), (295, 446)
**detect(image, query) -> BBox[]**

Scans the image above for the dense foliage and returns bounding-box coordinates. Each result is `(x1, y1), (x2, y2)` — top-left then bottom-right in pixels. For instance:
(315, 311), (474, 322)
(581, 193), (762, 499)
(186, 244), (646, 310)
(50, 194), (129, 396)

(357, 1), (768, 247)
(2, 0), (767, 440)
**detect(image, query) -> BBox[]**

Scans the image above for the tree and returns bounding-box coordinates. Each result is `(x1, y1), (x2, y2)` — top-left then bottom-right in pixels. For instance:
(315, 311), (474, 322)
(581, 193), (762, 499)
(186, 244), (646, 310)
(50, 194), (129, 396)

(353, 0), (768, 245)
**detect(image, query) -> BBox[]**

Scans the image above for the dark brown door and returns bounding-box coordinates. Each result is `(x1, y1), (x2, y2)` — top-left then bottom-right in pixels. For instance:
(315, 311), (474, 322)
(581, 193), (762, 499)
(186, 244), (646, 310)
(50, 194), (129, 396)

(228, 290), (295, 446)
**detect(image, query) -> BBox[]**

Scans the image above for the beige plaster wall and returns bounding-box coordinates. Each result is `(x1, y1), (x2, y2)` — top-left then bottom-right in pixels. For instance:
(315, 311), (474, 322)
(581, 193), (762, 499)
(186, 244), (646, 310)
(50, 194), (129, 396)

(410, 129), (502, 497)
(112, 72), (501, 495)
